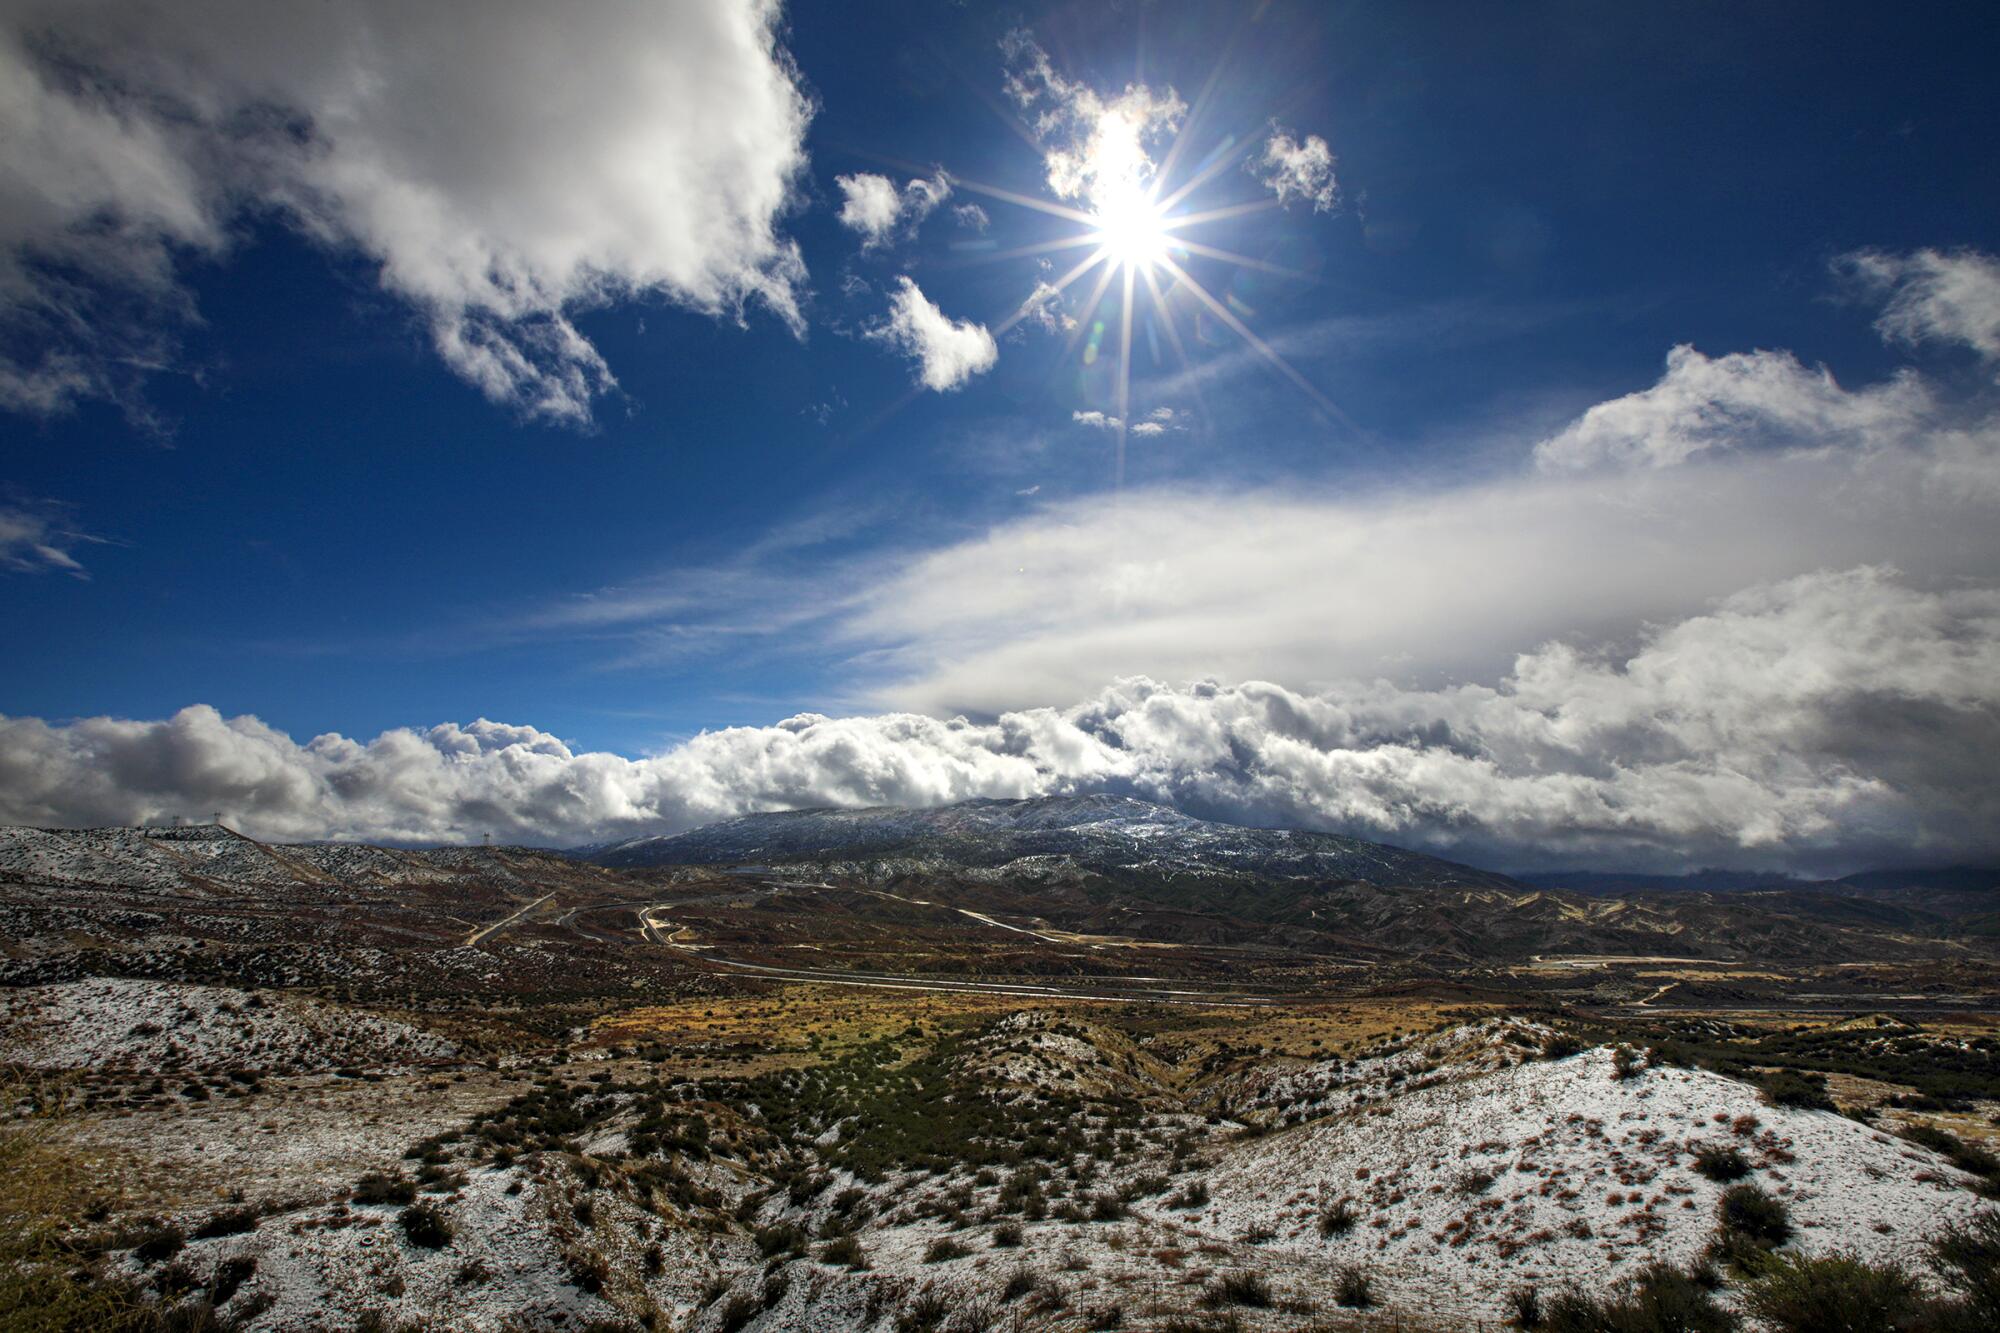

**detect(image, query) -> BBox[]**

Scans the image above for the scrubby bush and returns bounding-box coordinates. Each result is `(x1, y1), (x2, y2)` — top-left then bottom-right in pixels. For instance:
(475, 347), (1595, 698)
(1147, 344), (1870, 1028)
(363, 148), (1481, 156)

(1318, 1198), (1356, 1236)
(923, 1236), (971, 1263)
(1612, 1045), (1645, 1080)
(992, 1221), (1023, 1248)
(1929, 1208), (2000, 1324)
(353, 1172), (417, 1206)
(1758, 1070), (1834, 1111)
(1742, 1252), (1920, 1332)
(1691, 1144), (1752, 1182)
(1333, 1264), (1374, 1308)
(399, 1201), (453, 1249)
(1541, 1033), (1584, 1061)
(1540, 1264), (1733, 1333)
(1508, 1283), (1542, 1328)
(133, 1223), (185, 1265)
(1717, 1183), (1791, 1250)
(1202, 1271), (1272, 1308)
(1169, 1179), (1209, 1209)
(193, 1206), (259, 1239)
(819, 1235), (868, 1269)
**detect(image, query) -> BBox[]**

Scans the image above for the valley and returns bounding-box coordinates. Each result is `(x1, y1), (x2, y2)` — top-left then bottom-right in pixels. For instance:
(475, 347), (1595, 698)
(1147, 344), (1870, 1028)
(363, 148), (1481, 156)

(3, 801), (1998, 1330)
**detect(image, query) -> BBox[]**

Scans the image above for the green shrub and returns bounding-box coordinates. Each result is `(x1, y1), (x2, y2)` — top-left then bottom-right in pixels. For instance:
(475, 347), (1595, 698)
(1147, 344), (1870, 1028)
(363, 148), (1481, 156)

(1742, 1252), (1920, 1332)
(1717, 1183), (1792, 1250)
(1540, 1264), (1734, 1333)
(1691, 1144), (1751, 1182)
(1758, 1070), (1834, 1111)
(1929, 1209), (2000, 1324)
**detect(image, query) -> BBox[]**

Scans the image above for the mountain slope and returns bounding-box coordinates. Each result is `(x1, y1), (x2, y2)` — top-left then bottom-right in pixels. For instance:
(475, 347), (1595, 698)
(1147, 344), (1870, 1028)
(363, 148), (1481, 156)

(585, 793), (1519, 890)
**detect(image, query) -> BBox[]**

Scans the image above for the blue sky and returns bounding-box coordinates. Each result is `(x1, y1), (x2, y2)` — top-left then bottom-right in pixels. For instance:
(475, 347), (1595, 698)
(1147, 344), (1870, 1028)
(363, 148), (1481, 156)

(3, 1), (1999, 870)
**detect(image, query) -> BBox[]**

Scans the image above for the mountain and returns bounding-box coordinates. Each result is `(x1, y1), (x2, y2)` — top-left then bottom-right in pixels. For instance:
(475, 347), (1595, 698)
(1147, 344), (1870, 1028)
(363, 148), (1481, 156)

(586, 793), (1520, 890)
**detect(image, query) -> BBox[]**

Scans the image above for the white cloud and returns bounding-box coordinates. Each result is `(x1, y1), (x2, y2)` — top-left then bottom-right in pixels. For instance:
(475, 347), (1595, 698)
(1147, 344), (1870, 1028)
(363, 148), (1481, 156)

(867, 277), (997, 392)
(3, 566), (1996, 869)
(0, 0), (813, 424)
(0, 499), (97, 576)
(1072, 410), (1167, 437)
(1533, 344), (1933, 471)
(1001, 32), (1183, 215)
(1255, 129), (1338, 212)
(953, 203), (990, 232)
(1018, 280), (1076, 335)
(835, 169), (951, 250)
(1840, 248), (2000, 364)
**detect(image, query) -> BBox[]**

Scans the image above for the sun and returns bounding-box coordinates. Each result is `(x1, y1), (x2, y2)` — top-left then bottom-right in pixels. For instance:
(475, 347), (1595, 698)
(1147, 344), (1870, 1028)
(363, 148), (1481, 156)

(1089, 185), (1172, 272)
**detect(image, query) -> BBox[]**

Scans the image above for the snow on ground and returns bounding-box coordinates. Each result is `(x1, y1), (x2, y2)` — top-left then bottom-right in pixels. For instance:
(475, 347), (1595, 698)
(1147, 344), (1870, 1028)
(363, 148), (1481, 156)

(1164, 1032), (1987, 1324)
(0, 977), (457, 1074)
(153, 1160), (750, 1332)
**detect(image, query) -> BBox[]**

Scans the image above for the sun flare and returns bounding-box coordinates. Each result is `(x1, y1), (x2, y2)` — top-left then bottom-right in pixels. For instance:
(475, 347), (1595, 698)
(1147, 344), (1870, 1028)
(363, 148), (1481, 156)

(1090, 186), (1172, 272)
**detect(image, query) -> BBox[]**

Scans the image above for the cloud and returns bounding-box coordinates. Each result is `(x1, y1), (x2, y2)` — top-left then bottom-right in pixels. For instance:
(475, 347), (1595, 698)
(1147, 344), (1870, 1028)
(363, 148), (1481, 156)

(1017, 280), (1076, 335)
(952, 203), (990, 232)
(1255, 128), (1338, 212)
(0, 0), (812, 425)
(1072, 410), (1171, 436)
(0, 498), (98, 576)
(3, 566), (1996, 870)
(835, 170), (951, 250)
(1001, 32), (1183, 215)
(867, 277), (997, 392)
(1839, 248), (2000, 364)
(1533, 344), (1933, 471)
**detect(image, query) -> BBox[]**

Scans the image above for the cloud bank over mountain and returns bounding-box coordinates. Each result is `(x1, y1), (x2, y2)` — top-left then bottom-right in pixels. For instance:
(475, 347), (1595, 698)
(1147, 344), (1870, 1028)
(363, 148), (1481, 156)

(1, 563), (1995, 872)
(0, 0), (811, 423)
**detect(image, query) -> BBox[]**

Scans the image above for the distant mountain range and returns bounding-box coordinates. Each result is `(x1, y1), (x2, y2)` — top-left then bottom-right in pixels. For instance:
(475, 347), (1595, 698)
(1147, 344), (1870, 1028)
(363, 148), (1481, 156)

(583, 793), (1519, 891)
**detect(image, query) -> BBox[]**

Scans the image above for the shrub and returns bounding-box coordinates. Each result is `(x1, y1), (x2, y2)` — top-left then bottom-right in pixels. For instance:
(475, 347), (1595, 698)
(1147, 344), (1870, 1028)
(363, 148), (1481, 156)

(1612, 1046), (1644, 1080)
(353, 1172), (417, 1206)
(819, 1235), (868, 1269)
(1928, 1208), (2000, 1323)
(896, 1286), (951, 1333)
(1333, 1264), (1374, 1308)
(1691, 1144), (1752, 1182)
(1318, 1198), (1356, 1236)
(1758, 1070), (1834, 1111)
(1541, 1033), (1584, 1061)
(1540, 1265), (1732, 1333)
(1509, 1283), (1542, 1328)
(1169, 1179), (1209, 1209)
(923, 1236), (971, 1263)
(1743, 1252), (1920, 1332)
(211, 1254), (257, 1306)
(1717, 1183), (1792, 1250)
(194, 1206), (259, 1239)
(992, 1221), (1023, 1248)
(716, 1293), (759, 1333)
(1203, 1271), (1272, 1308)
(133, 1223), (185, 1265)
(399, 1201), (453, 1249)
(1001, 1268), (1040, 1302)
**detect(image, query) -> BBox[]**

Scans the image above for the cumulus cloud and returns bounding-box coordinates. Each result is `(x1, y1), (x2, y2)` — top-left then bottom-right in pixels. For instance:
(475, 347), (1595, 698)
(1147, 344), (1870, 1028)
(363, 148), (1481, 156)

(0, 498), (98, 576)
(1841, 247), (2000, 364)
(1255, 128), (1338, 212)
(3, 565), (1996, 870)
(1072, 409), (1171, 436)
(0, 0), (812, 424)
(952, 203), (990, 232)
(835, 170), (951, 250)
(1001, 32), (1183, 215)
(867, 277), (997, 392)
(1534, 345), (1933, 471)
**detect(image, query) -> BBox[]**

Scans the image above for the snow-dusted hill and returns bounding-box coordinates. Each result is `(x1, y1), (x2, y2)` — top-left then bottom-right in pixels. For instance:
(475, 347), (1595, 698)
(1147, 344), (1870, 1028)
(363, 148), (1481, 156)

(586, 793), (1517, 890)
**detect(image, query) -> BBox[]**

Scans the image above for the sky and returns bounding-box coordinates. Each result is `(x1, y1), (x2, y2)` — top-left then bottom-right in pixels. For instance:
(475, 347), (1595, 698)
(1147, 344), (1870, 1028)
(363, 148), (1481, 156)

(2, 0), (1998, 873)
